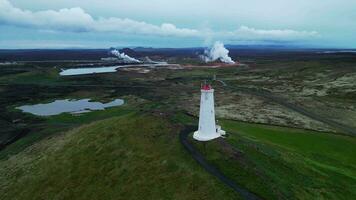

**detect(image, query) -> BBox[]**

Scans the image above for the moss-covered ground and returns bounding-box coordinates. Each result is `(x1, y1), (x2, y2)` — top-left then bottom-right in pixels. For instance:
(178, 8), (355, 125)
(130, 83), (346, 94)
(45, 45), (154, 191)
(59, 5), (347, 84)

(1, 52), (356, 199)
(0, 114), (240, 200)
(192, 120), (356, 199)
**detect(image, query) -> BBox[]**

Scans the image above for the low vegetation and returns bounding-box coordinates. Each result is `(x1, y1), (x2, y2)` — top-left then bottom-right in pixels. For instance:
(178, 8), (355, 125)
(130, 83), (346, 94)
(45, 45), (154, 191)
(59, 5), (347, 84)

(1, 51), (356, 199)
(0, 114), (239, 200)
(192, 120), (356, 199)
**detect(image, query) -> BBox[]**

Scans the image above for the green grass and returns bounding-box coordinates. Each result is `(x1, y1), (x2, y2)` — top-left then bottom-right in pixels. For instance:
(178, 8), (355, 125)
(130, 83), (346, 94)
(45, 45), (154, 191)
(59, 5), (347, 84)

(170, 112), (197, 125)
(0, 68), (58, 84)
(192, 120), (356, 199)
(0, 114), (240, 200)
(1, 59), (356, 199)
(0, 104), (135, 160)
(223, 120), (356, 168)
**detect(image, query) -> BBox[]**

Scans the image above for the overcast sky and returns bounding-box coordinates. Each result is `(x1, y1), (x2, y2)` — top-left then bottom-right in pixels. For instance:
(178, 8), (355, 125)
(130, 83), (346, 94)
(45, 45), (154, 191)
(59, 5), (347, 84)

(0, 0), (355, 49)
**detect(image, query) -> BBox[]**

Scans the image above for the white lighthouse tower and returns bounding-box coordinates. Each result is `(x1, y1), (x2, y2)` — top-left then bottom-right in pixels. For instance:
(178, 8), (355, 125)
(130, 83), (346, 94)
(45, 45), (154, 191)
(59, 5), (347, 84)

(194, 83), (226, 141)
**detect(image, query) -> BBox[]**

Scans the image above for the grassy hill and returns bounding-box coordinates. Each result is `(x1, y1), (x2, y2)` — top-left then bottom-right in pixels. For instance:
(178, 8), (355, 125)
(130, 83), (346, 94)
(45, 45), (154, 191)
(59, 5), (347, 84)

(192, 120), (356, 199)
(0, 114), (239, 200)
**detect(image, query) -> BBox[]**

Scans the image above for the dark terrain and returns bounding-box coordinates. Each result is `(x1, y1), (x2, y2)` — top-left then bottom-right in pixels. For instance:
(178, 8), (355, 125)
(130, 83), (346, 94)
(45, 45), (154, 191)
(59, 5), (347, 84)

(0, 47), (355, 199)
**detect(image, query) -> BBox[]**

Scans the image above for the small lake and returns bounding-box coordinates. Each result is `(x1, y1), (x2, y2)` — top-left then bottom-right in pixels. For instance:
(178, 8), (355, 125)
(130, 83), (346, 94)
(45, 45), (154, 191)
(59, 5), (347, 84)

(59, 63), (173, 76)
(17, 99), (124, 116)
(59, 66), (119, 76)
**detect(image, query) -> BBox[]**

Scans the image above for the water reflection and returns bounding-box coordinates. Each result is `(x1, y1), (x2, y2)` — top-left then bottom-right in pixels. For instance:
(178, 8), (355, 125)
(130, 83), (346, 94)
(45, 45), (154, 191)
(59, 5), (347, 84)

(17, 99), (124, 116)
(59, 66), (119, 76)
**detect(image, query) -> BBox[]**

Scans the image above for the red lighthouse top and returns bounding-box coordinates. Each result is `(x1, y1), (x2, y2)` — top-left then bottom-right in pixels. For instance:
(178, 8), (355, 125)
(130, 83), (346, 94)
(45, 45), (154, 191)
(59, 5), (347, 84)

(201, 84), (212, 90)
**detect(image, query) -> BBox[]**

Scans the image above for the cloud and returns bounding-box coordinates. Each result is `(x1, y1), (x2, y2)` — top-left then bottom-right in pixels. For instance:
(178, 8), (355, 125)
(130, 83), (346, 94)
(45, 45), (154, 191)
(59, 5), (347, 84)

(223, 26), (319, 41)
(0, 0), (318, 42)
(0, 0), (93, 32)
(93, 18), (199, 37)
(0, 0), (199, 37)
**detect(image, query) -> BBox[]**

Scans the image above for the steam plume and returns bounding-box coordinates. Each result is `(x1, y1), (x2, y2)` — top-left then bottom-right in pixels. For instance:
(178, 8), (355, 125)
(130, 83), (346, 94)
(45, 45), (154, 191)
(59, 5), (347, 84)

(110, 49), (141, 63)
(201, 41), (235, 64)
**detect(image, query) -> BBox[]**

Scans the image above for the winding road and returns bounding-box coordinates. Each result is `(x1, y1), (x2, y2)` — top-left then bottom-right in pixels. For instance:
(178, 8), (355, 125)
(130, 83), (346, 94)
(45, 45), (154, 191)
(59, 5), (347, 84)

(212, 78), (356, 136)
(179, 126), (262, 200)
(180, 81), (356, 200)
(227, 85), (356, 136)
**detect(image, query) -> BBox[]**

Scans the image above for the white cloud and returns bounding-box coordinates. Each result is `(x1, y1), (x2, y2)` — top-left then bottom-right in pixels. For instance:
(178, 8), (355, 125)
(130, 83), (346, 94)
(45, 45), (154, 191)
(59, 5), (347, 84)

(223, 26), (319, 41)
(0, 0), (318, 42)
(0, 0), (199, 37)
(92, 18), (199, 37)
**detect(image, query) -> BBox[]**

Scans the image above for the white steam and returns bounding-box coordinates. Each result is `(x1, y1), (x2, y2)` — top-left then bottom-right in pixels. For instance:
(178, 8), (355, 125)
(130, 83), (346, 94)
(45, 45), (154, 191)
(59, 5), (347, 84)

(201, 41), (235, 64)
(110, 49), (141, 63)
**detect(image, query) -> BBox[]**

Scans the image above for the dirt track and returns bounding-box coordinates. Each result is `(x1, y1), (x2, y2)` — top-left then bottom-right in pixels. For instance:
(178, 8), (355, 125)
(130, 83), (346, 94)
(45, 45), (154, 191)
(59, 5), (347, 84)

(179, 126), (262, 200)
(179, 82), (356, 199)
(228, 85), (356, 136)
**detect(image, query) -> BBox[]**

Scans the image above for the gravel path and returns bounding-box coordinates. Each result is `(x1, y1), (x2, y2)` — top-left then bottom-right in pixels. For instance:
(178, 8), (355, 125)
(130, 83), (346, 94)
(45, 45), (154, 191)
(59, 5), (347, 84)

(228, 85), (356, 136)
(179, 126), (263, 200)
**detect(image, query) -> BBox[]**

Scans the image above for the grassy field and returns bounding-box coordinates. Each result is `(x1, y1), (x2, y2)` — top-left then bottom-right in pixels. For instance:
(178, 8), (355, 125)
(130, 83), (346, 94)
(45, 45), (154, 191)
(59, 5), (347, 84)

(0, 114), (241, 200)
(1, 53), (356, 199)
(192, 120), (356, 199)
(0, 99), (136, 160)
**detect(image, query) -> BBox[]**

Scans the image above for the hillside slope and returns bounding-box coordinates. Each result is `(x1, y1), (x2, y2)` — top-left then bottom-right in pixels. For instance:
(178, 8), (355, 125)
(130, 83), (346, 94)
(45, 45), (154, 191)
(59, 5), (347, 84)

(0, 114), (239, 200)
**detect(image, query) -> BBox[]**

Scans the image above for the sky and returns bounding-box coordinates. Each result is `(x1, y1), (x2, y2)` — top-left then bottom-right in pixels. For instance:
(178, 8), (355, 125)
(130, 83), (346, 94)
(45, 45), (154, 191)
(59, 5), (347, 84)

(0, 0), (355, 49)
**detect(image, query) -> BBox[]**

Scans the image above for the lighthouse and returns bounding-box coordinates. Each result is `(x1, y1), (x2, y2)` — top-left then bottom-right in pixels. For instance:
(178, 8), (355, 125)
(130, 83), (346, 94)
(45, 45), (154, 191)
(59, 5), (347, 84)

(194, 83), (226, 141)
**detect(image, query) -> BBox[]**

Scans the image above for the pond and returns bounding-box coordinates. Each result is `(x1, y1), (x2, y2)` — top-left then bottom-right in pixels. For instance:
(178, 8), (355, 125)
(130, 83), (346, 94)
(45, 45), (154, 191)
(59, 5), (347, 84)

(59, 66), (120, 76)
(16, 99), (124, 116)
(59, 63), (173, 76)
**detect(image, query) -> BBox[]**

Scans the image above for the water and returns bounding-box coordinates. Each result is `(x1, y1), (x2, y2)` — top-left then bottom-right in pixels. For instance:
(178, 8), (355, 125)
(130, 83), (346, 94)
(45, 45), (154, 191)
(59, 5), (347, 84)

(59, 63), (174, 76)
(17, 99), (124, 116)
(319, 50), (356, 54)
(59, 66), (119, 76)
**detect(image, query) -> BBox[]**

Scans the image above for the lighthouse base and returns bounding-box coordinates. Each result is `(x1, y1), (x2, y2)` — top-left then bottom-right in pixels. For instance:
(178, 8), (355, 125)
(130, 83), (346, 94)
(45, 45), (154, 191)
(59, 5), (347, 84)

(193, 125), (226, 141)
(193, 131), (221, 141)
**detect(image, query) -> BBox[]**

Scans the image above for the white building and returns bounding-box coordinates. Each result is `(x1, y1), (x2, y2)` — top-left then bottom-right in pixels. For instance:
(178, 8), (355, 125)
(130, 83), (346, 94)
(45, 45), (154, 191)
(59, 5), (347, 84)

(193, 84), (226, 141)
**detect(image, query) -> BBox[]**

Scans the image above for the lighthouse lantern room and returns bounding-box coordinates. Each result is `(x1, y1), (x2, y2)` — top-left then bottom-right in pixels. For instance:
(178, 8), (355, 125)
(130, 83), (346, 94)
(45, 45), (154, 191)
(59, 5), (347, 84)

(193, 83), (226, 141)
